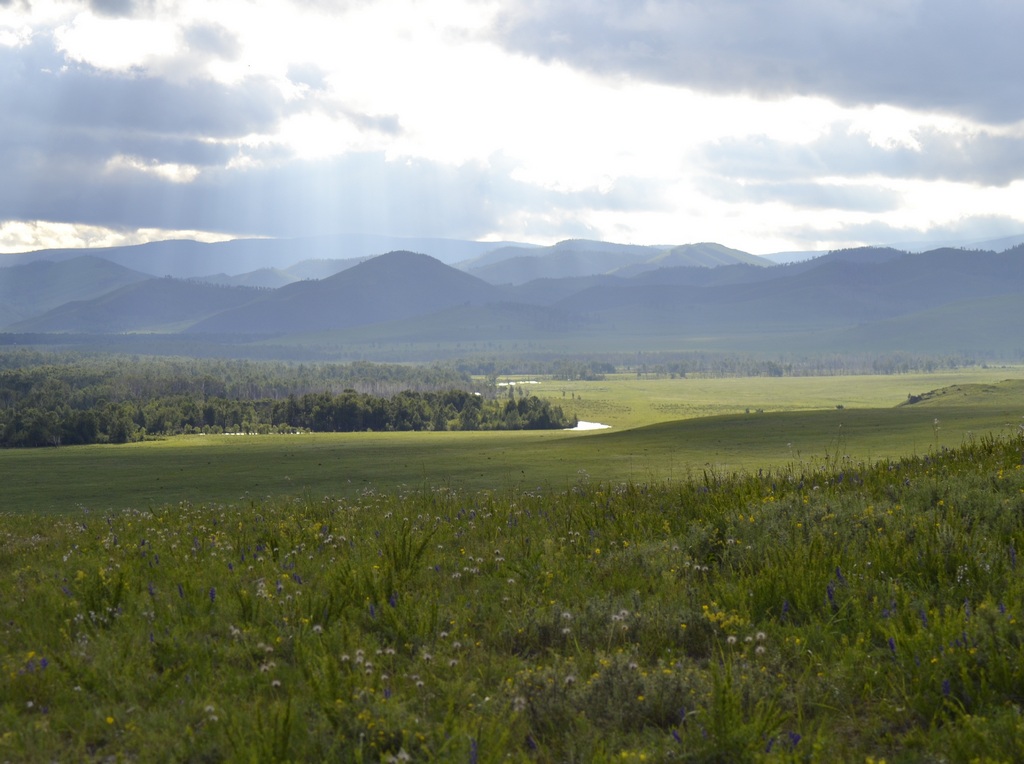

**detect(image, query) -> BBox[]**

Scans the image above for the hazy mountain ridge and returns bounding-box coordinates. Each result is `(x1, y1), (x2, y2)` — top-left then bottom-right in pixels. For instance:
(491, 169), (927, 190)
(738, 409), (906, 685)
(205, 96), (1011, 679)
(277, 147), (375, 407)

(461, 240), (766, 284)
(3, 239), (1023, 358)
(0, 256), (151, 325)
(184, 251), (503, 335)
(8, 278), (265, 334)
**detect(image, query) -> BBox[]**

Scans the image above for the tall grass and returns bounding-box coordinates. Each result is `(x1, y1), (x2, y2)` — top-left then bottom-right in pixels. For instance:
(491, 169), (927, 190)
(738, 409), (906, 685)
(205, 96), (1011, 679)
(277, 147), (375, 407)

(2, 432), (1024, 761)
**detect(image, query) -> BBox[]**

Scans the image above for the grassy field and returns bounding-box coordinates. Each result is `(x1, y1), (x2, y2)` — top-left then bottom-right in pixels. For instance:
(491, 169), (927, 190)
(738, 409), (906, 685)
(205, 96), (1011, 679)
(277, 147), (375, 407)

(2, 370), (1022, 514)
(524, 368), (1024, 429)
(2, 431), (1024, 761)
(3, 367), (1024, 760)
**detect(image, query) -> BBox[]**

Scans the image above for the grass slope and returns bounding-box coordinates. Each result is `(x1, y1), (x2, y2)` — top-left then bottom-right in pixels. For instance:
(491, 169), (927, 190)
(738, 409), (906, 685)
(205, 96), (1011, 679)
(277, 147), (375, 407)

(2, 432), (1024, 760)
(4, 375), (1022, 514)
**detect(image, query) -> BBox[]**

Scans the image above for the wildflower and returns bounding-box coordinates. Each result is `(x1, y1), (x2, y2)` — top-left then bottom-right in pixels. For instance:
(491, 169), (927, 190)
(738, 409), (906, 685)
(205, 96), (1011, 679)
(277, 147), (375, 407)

(312, 624), (323, 634)
(209, 587), (216, 603)
(726, 636), (737, 645)
(271, 680), (281, 688)
(755, 631), (767, 642)
(888, 637), (897, 656)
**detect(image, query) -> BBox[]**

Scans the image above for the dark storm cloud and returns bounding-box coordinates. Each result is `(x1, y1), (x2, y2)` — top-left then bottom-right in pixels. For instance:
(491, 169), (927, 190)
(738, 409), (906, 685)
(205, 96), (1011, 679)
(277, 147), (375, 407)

(0, 35), (576, 241)
(0, 140), (587, 240)
(700, 127), (1024, 187)
(0, 41), (286, 141)
(87, 0), (152, 17)
(492, 0), (1024, 124)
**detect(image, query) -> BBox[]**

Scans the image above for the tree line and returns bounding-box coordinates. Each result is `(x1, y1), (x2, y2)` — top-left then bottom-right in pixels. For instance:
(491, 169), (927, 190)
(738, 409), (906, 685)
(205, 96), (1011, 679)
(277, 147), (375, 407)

(0, 354), (572, 447)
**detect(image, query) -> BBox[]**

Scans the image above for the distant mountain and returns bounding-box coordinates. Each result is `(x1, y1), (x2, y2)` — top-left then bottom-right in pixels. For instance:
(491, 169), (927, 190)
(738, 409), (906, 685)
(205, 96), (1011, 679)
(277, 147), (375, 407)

(462, 239), (668, 284)
(651, 242), (766, 268)
(462, 239), (769, 284)
(10, 278), (264, 333)
(186, 251), (503, 335)
(283, 257), (369, 280)
(757, 250), (825, 264)
(0, 256), (151, 328)
(0, 235), (535, 278)
(5, 244), (1023, 360)
(193, 268), (298, 289)
(190, 257), (369, 288)
(827, 293), (1023, 355)
(551, 246), (1024, 336)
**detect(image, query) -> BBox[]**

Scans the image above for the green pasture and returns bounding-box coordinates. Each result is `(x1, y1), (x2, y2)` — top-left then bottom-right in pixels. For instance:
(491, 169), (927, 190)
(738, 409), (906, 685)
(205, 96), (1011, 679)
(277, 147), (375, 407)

(3, 370), (1021, 514)
(524, 367), (1024, 428)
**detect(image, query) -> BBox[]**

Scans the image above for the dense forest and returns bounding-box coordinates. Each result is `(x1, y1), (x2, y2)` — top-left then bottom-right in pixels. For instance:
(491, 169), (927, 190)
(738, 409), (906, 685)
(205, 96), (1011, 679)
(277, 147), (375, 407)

(0, 353), (572, 447)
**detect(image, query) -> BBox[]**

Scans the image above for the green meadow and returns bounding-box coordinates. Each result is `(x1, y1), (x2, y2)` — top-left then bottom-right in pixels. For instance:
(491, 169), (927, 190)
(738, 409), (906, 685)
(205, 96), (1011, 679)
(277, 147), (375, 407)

(2, 367), (1024, 761)
(2, 369), (1021, 514)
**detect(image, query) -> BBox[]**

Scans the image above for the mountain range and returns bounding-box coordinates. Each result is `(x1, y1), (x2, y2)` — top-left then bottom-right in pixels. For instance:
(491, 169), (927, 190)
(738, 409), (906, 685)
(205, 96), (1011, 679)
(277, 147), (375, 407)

(1, 236), (1022, 360)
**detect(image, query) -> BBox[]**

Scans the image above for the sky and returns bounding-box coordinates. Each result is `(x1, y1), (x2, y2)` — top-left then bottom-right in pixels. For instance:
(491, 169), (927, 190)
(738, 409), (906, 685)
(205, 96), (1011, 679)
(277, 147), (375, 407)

(2, 0), (1023, 255)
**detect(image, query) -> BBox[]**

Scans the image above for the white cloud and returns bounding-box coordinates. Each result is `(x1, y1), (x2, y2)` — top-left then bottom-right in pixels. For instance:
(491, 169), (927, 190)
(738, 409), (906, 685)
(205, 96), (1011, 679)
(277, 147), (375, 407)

(0, 219), (233, 254)
(0, 0), (1021, 254)
(105, 153), (200, 183)
(54, 12), (179, 71)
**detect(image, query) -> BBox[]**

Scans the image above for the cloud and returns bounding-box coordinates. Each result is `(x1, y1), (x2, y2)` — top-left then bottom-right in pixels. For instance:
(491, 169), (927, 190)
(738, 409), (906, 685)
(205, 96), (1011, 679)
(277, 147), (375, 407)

(491, 0), (1024, 124)
(782, 215), (1024, 251)
(182, 22), (241, 60)
(699, 179), (902, 213)
(700, 126), (1024, 188)
(1, 40), (287, 140)
(0, 136), (606, 241)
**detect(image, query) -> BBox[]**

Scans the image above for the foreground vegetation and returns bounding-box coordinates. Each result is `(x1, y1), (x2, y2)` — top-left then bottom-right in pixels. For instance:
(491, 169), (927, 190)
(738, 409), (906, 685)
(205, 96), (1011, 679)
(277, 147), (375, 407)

(2, 431), (1024, 761)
